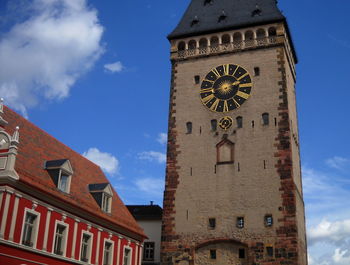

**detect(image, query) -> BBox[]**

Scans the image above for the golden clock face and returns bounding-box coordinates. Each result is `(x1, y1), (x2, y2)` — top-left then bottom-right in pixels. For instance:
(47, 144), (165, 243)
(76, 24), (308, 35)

(200, 64), (252, 112)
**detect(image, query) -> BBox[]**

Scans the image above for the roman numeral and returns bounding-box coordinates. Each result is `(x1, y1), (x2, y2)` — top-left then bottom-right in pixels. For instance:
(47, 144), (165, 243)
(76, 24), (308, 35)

(223, 100), (229, 112)
(237, 72), (249, 80)
(202, 94), (215, 104)
(236, 91), (250, 99)
(239, 83), (252, 88)
(210, 99), (220, 111)
(233, 99), (241, 108)
(212, 68), (221, 78)
(223, 64), (230, 75)
(200, 88), (214, 94)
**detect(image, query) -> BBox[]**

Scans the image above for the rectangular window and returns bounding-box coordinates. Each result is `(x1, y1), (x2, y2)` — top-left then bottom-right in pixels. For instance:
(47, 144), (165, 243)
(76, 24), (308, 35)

(143, 242), (155, 261)
(81, 234), (91, 262)
(194, 75), (200, 84)
(102, 194), (111, 213)
(22, 212), (37, 247)
(208, 218), (216, 229)
(236, 217), (244, 228)
(239, 248), (245, 259)
(123, 248), (131, 265)
(210, 249), (216, 259)
(54, 224), (66, 255)
(58, 173), (70, 192)
(265, 215), (273, 227)
(266, 246), (274, 257)
(103, 241), (113, 265)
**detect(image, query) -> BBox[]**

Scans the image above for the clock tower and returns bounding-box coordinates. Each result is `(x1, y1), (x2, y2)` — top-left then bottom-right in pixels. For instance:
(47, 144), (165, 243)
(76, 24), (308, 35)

(161, 1), (307, 265)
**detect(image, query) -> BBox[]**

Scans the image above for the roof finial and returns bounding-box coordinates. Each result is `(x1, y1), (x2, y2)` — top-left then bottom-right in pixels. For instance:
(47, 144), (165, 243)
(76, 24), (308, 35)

(11, 126), (20, 145)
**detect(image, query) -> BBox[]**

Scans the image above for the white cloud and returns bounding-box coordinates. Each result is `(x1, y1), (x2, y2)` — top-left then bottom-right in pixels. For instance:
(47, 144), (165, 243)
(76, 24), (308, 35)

(333, 249), (350, 264)
(309, 219), (350, 246)
(135, 178), (164, 196)
(326, 156), (349, 170)
(0, 0), (104, 116)
(157, 133), (167, 145)
(83, 147), (119, 175)
(138, 151), (166, 164)
(104, 61), (124, 73)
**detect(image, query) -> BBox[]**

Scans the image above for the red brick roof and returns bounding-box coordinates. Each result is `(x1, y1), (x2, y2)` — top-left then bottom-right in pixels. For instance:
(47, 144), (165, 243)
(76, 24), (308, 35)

(3, 106), (146, 239)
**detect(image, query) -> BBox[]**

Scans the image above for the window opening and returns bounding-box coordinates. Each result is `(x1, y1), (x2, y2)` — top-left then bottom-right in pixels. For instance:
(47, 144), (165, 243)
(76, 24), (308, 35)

(239, 248), (245, 259)
(262, 113), (269, 125)
(263, 160), (266, 169)
(254, 67), (260, 76)
(194, 75), (200, 84)
(238, 162), (240, 172)
(123, 248), (131, 265)
(208, 218), (216, 229)
(103, 242), (113, 265)
(211, 119), (217, 131)
(143, 242), (155, 261)
(266, 246), (274, 257)
(191, 16), (199, 27)
(210, 249), (216, 259)
(252, 120), (255, 128)
(54, 224), (66, 255)
(236, 116), (243, 128)
(81, 234), (91, 262)
(237, 217), (244, 228)
(22, 212), (37, 247)
(186, 122), (192, 134)
(102, 194), (111, 213)
(265, 215), (273, 227)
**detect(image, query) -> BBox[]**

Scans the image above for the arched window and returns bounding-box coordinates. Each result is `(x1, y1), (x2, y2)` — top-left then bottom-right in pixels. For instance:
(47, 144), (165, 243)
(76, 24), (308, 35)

(178, 41), (186, 51)
(245, 31), (254, 40)
(262, 113), (269, 125)
(256, 28), (266, 39)
(199, 38), (208, 48)
(268, 27), (277, 36)
(236, 116), (243, 128)
(222, 34), (230, 44)
(188, 40), (197, 50)
(186, 122), (192, 134)
(233, 32), (242, 42)
(211, 120), (217, 131)
(210, 36), (219, 47)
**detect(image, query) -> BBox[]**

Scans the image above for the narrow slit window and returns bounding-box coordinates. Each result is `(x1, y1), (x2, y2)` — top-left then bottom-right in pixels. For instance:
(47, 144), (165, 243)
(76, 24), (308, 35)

(236, 116), (243, 128)
(252, 120), (255, 128)
(254, 67), (260, 76)
(210, 249), (216, 259)
(186, 122), (192, 134)
(194, 75), (200, 84)
(211, 119), (217, 131)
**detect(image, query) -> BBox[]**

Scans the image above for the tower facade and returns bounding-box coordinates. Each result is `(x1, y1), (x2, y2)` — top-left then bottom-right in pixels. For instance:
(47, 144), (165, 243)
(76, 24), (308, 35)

(161, 1), (307, 265)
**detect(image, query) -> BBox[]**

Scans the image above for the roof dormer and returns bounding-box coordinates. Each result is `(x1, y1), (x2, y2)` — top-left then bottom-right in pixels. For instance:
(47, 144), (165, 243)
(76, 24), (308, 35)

(45, 159), (73, 193)
(88, 183), (113, 213)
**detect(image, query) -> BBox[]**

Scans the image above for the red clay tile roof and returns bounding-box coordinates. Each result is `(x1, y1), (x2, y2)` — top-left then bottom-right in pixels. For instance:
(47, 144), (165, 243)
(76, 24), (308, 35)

(3, 106), (146, 239)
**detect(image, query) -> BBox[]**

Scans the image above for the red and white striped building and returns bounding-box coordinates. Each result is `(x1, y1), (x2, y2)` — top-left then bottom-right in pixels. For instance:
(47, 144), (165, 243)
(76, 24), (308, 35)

(0, 100), (147, 265)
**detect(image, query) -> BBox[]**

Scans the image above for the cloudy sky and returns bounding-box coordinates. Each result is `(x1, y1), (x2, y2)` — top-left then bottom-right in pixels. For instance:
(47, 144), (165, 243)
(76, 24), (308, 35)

(1, 0), (350, 264)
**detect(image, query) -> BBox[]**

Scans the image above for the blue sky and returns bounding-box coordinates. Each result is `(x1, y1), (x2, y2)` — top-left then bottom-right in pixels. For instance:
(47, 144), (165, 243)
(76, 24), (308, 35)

(1, 0), (350, 264)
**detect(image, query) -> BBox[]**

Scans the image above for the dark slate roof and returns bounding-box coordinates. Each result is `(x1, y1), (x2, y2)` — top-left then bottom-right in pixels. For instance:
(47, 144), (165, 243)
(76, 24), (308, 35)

(168, 0), (285, 39)
(127, 205), (163, 220)
(88, 183), (110, 192)
(45, 159), (68, 168)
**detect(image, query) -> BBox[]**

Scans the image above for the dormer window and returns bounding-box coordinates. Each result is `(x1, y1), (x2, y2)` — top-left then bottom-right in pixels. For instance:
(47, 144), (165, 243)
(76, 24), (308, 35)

(45, 159), (73, 193)
(89, 183), (113, 213)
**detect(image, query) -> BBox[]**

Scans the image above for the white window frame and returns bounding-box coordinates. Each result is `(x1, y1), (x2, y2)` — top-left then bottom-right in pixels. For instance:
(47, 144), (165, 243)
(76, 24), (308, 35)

(102, 238), (115, 265)
(79, 230), (94, 263)
(58, 169), (72, 194)
(52, 220), (69, 256)
(122, 245), (133, 265)
(20, 208), (41, 249)
(101, 193), (112, 213)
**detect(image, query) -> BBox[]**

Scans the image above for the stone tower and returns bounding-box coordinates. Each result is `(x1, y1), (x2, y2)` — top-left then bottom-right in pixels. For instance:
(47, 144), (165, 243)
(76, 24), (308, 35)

(161, 1), (307, 265)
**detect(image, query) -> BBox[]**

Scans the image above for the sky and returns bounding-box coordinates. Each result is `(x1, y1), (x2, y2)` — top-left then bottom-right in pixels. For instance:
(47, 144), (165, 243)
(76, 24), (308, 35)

(0, 0), (350, 264)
